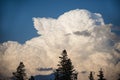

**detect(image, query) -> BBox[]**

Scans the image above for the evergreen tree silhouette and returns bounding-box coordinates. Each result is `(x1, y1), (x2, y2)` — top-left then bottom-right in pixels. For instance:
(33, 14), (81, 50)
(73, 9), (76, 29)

(118, 74), (120, 80)
(54, 69), (60, 80)
(88, 71), (95, 80)
(54, 50), (78, 80)
(97, 68), (106, 80)
(29, 76), (35, 80)
(13, 62), (28, 80)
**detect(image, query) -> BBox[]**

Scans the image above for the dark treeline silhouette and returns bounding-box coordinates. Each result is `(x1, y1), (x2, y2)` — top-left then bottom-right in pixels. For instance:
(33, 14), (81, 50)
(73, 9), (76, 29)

(118, 74), (120, 80)
(29, 76), (35, 80)
(88, 69), (107, 80)
(11, 50), (120, 80)
(54, 50), (78, 80)
(88, 71), (95, 80)
(12, 62), (28, 80)
(97, 68), (106, 80)
(12, 62), (35, 80)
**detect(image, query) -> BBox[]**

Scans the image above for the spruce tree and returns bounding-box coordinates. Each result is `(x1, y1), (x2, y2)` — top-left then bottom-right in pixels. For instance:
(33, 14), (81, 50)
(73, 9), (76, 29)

(13, 62), (28, 80)
(54, 50), (78, 80)
(54, 69), (60, 80)
(97, 68), (106, 80)
(29, 76), (35, 80)
(88, 71), (95, 80)
(118, 74), (120, 80)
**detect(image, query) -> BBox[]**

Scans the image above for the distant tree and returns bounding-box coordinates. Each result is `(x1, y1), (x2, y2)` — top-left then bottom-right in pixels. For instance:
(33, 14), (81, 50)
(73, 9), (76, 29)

(118, 74), (120, 80)
(13, 62), (28, 80)
(97, 68), (106, 80)
(54, 50), (78, 80)
(88, 71), (95, 80)
(29, 76), (35, 80)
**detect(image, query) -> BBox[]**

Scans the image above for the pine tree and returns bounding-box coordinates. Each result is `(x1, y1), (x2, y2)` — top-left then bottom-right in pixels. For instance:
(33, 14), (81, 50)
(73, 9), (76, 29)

(88, 71), (95, 80)
(54, 50), (78, 80)
(97, 68), (106, 80)
(29, 76), (35, 80)
(54, 69), (60, 80)
(13, 62), (28, 80)
(118, 74), (120, 80)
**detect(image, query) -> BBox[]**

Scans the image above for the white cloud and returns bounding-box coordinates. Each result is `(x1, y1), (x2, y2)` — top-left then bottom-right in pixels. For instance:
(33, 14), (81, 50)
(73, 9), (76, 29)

(0, 9), (120, 80)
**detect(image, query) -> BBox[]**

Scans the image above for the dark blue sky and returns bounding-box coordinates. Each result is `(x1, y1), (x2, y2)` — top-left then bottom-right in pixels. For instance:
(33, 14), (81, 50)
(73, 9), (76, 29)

(0, 0), (120, 43)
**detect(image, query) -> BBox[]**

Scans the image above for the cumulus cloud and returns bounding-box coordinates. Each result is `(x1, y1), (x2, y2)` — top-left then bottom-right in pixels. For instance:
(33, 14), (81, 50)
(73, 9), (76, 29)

(0, 9), (120, 80)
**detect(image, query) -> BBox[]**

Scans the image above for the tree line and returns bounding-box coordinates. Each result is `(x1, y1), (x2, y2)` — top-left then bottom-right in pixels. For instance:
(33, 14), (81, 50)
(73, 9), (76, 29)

(12, 50), (120, 80)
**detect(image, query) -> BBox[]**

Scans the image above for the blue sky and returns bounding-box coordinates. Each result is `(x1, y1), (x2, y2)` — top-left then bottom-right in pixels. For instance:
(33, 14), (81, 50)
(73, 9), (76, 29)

(0, 0), (120, 43)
